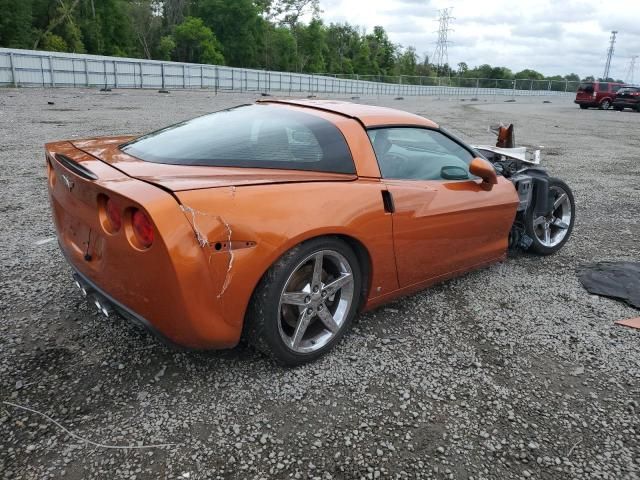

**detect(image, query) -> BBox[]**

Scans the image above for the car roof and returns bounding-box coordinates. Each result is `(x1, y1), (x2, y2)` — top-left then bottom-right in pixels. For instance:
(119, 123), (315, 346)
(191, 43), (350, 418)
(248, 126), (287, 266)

(258, 99), (439, 129)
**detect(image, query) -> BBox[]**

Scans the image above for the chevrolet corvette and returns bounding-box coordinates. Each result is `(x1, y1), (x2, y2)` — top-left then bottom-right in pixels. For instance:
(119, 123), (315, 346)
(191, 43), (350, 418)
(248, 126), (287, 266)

(46, 100), (575, 365)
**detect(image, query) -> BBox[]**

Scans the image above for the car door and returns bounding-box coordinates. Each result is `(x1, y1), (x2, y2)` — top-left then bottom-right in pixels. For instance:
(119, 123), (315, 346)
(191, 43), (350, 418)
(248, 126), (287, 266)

(368, 127), (518, 288)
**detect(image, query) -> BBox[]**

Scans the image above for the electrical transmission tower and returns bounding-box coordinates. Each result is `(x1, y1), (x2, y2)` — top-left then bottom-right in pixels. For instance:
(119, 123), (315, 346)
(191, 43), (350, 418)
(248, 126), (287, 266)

(433, 8), (454, 77)
(625, 56), (638, 85)
(602, 30), (618, 80)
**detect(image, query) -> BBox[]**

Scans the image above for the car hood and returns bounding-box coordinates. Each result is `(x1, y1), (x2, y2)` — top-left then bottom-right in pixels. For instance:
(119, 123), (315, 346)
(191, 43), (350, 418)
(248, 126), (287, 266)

(72, 136), (357, 192)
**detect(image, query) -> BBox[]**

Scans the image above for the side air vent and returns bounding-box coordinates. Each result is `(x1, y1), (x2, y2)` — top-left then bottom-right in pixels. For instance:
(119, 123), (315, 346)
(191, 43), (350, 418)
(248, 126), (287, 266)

(54, 153), (98, 181)
(381, 190), (395, 213)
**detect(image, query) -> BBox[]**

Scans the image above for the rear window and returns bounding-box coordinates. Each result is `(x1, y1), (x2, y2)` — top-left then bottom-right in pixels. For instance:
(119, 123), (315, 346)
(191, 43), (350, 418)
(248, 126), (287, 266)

(578, 82), (594, 92)
(122, 105), (355, 174)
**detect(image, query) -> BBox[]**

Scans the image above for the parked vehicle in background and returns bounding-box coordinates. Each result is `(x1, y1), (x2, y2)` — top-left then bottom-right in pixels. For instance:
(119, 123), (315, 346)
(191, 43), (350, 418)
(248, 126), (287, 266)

(612, 86), (640, 111)
(574, 82), (626, 110)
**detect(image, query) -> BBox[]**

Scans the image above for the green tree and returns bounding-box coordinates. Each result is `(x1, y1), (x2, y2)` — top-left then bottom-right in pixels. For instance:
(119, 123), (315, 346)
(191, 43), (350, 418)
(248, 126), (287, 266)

(367, 26), (395, 75)
(325, 23), (360, 74)
(173, 16), (224, 64)
(515, 69), (544, 80)
(158, 35), (176, 60)
(41, 32), (68, 51)
(354, 37), (375, 76)
(0, 0), (35, 48)
(130, 0), (163, 59)
(395, 47), (418, 77)
(298, 18), (326, 72)
(194, 0), (260, 67)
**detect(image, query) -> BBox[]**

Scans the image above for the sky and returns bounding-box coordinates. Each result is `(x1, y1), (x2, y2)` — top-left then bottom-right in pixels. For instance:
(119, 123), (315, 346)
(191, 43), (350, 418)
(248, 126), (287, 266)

(317, 0), (640, 80)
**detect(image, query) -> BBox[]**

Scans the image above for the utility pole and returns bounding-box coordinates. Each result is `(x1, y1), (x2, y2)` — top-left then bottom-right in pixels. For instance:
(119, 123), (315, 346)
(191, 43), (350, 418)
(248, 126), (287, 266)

(432, 8), (454, 78)
(602, 30), (618, 80)
(625, 55), (638, 85)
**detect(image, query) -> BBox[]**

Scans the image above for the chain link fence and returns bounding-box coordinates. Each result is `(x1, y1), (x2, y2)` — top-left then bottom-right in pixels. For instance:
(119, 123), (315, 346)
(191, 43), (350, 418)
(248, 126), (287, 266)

(1, 48), (578, 97)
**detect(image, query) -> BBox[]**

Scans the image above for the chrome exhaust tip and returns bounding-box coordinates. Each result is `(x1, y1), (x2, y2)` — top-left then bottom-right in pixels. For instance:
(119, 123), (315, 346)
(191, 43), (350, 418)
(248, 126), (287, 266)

(92, 296), (114, 317)
(72, 274), (92, 297)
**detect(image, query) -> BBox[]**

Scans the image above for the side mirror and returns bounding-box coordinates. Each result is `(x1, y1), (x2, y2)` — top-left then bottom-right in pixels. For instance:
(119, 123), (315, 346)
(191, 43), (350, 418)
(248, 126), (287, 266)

(440, 165), (469, 180)
(469, 157), (498, 188)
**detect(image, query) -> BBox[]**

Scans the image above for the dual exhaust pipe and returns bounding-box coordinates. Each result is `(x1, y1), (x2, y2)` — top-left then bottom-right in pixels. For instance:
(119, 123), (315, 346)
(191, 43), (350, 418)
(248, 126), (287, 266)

(73, 274), (114, 317)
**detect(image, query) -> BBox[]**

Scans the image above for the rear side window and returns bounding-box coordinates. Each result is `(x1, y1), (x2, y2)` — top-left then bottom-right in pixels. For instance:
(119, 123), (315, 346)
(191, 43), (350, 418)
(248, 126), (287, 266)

(122, 105), (355, 174)
(598, 82), (609, 92)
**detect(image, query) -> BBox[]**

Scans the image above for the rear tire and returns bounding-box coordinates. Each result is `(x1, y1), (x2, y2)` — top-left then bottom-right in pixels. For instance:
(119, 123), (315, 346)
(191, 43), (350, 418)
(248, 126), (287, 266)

(600, 99), (611, 110)
(525, 178), (575, 256)
(244, 237), (361, 366)
(579, 105), (588, 110)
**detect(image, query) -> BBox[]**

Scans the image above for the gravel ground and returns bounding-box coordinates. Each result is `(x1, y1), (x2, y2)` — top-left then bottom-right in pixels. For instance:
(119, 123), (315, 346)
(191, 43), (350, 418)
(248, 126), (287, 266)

(1, 88), (639, 480)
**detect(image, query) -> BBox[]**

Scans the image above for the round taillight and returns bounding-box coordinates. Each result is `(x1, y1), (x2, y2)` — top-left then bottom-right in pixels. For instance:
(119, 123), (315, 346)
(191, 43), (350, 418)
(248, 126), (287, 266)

(106, 198), (122, 231)
(131, 209), (154, 248)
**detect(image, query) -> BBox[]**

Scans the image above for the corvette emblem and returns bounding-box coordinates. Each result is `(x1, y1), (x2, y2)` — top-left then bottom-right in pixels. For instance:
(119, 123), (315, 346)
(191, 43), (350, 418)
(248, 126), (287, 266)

(61, 174), (74, 192)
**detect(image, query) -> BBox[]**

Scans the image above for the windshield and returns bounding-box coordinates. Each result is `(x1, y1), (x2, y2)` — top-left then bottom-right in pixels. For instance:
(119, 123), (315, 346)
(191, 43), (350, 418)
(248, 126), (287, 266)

(122, 104), (355, 174)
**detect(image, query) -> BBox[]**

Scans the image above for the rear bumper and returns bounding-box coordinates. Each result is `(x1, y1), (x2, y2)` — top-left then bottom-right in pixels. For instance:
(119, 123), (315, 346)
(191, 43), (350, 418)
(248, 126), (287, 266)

(47, 142), (243, 350)
(574, 100), (597, 107)
(68, 257), (185, 349)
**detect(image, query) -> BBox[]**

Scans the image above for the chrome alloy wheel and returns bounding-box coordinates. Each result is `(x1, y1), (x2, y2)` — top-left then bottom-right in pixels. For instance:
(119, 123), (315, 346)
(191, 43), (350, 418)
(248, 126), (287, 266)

(277, 250), (354, 354)
(532, 185), (572, 248)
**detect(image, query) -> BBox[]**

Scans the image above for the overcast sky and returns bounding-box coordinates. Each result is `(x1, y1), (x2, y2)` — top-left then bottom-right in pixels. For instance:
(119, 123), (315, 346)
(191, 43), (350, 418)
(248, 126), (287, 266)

(318, 0), (639, 80)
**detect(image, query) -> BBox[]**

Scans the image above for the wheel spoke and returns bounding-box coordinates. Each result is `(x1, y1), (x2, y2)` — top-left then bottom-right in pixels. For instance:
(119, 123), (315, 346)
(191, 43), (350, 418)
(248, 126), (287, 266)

(311, 252), (323, 287)
(533, 216), (546, 227)
(281, 291), (308, 306)
(552, 218), (569, 230)
(291, 310), (312, 349)
(317, 306), (339, 333)
(543, 225), (551, 244)
(323, 273), (353, 298)
(553, 193), (567, 211)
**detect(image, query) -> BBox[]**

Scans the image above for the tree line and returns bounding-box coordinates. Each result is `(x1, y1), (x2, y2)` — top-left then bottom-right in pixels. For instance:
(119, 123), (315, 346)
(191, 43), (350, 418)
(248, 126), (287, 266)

(0, 0), (610, 83)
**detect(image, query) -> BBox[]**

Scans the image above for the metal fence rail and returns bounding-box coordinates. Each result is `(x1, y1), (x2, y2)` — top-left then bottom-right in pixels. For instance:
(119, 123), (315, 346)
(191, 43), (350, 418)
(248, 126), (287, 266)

(0, 48), (576, 97)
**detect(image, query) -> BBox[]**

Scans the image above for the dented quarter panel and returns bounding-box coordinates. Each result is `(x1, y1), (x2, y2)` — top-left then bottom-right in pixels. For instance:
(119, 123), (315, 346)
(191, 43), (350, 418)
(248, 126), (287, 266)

(175, 179), (398, 330)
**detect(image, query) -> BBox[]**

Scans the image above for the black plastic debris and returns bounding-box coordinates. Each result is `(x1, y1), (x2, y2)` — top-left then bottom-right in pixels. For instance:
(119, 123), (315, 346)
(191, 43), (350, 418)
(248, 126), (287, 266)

(578, 262), (640, 309)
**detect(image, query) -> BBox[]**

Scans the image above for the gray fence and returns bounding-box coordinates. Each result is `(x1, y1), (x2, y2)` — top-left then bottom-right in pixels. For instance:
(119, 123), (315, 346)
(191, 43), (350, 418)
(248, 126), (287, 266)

(0, 48), (576, 97)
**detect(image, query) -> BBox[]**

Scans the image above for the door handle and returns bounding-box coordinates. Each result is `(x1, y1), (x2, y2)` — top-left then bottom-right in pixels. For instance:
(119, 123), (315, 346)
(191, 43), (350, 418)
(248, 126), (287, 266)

(381, 190), (395, 213)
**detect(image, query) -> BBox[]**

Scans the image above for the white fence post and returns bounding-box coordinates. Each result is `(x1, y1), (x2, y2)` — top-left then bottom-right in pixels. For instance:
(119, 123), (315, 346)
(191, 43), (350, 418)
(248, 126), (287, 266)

(9, 52), (17, 87)
(49, 56), (55, 87)
(39, 56), (45, 87)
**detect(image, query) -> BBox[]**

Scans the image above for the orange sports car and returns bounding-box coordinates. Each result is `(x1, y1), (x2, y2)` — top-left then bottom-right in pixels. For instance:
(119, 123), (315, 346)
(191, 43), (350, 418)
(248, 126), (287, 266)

(46, 100), (575, 365)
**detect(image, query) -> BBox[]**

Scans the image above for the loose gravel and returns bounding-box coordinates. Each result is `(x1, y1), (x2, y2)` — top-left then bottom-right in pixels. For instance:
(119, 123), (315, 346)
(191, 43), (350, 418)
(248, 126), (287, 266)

(0, 88), (638, 480)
